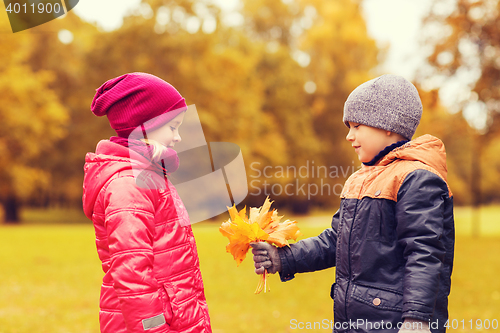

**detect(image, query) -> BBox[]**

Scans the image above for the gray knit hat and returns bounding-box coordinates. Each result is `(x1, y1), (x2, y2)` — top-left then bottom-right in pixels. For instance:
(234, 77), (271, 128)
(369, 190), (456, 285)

(343, 74), (422, 140)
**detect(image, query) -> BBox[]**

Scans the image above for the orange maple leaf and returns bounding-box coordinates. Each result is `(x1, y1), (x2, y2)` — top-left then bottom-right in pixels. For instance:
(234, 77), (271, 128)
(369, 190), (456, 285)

(219, 196), (303, 293)
(220, 214), (269, 266)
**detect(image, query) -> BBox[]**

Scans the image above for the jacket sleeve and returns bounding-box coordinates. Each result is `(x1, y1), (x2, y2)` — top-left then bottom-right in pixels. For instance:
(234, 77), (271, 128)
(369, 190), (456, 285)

(395, 169), (449, 322)
(104, 176), (170, 333)
(278, 209), (339, 282)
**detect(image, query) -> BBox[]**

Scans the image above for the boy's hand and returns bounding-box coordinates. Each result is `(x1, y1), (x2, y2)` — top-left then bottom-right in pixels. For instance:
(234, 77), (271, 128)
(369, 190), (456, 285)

(250, 242), (281, 274)
(398, 319), (431, 333)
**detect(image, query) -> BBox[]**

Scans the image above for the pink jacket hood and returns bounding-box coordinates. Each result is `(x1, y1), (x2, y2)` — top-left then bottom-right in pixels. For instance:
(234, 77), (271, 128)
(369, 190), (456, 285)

(82, 140), (133, 219)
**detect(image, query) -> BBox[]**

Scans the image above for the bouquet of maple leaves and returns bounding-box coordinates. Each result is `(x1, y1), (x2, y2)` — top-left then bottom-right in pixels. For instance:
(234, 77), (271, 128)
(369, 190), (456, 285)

(219, 197), (302, 294)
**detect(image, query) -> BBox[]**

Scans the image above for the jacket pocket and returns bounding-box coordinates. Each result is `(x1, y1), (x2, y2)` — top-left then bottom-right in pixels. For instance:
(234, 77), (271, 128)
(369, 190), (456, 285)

(330, 282), (337, 300)
(160, 284), (174, 326)
(351, 283), (403, 311)
(365, 200), (397, 244)
(163, 282), (200, 330)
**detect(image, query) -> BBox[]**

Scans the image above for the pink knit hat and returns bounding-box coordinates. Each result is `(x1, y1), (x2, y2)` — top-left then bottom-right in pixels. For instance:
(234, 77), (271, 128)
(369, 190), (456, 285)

(91, 72), (187, 138)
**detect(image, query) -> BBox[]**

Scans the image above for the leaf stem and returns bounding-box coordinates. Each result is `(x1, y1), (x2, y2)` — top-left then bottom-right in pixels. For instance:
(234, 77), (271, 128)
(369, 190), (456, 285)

(264, 269), (268, 293)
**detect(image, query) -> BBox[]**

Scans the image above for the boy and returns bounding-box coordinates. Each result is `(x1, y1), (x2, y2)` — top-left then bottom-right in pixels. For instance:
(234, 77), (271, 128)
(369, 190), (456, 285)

(251, 75), (454, 333)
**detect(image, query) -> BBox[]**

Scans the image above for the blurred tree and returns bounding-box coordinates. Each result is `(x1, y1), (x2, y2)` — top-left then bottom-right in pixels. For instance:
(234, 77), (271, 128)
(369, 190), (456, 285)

(238, 0), (321, 211)
(0, 16), (68, 223)
(301, 0), (379, 209)
(22, 12), (108, 208)
(241, 0), (378, 210)
(84, 2), (279, 170)
(2, 0), (380, 218)
(415, 87), (474, 206)
(419, 0), (500, 235)
(84, 0), (324, 212)
(481, 135), (500, 204)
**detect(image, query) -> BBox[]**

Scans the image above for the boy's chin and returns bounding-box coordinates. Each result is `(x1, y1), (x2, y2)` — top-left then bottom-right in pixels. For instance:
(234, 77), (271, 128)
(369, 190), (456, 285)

(358, 156), (373, 163)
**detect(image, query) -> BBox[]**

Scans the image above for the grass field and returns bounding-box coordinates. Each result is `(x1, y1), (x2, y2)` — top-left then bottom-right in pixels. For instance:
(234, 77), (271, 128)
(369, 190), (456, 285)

(0, 206), (499, 332)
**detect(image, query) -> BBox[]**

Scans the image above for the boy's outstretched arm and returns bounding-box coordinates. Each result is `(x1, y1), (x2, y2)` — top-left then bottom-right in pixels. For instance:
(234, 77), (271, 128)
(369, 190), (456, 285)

(251, 210), (339, 281)
(395, 169), (452, 323)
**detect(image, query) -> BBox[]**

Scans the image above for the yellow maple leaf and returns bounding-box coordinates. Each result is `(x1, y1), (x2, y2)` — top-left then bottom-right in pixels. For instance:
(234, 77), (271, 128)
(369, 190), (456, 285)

(265, 220), (302, 247)
(219, 196), (303, 293)
(249, 196), (274, 230)
(219, 213), (268, 266)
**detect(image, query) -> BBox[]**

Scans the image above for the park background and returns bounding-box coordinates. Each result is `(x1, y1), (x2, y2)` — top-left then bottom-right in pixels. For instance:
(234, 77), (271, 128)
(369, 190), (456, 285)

(1, 0), (499, 332)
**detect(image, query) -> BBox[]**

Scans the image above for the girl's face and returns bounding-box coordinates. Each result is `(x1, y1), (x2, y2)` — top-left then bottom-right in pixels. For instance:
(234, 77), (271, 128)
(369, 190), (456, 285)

(147, 112), (185, 149)
(345, 122), (397, 163)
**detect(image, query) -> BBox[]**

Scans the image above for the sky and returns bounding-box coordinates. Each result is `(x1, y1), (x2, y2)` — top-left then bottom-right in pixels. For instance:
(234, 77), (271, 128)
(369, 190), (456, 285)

(72, 0), (434, 80)
(361, 0), (434, 79)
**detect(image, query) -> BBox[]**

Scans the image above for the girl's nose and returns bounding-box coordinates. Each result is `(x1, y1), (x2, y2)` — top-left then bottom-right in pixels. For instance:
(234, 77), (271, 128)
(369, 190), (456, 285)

(174, 133), (182, 143)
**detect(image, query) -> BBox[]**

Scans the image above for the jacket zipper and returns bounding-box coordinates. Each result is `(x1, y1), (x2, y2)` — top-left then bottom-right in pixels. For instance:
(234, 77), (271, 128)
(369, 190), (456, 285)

(344, 173), (367, 323)
(344, 199), (359, 322)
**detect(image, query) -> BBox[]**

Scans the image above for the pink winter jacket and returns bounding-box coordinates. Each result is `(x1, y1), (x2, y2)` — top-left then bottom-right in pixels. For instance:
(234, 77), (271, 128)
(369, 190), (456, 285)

(82, 140), (212, 333)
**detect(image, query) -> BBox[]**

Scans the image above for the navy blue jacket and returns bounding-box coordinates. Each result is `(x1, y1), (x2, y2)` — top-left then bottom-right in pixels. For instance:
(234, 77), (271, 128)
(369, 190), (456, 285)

(279, 135), (454, 333)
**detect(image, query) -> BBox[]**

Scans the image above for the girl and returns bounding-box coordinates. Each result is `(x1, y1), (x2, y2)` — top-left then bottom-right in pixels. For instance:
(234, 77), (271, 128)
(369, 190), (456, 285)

(82, 73), (212, 333)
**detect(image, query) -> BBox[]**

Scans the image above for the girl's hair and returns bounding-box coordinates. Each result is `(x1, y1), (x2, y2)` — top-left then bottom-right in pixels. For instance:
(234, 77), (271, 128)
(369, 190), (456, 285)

(140, 138), (167, 162)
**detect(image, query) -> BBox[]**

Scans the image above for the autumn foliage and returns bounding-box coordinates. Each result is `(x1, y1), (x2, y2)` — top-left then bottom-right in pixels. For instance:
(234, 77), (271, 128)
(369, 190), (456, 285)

(219, 197), (302, 293)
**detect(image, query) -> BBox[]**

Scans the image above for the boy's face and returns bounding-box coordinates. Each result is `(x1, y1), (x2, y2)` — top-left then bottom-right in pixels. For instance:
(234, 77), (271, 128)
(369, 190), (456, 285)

(345, 122), (397, 163)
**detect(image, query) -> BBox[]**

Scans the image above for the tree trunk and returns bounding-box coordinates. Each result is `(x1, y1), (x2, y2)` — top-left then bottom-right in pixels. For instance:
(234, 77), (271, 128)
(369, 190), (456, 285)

(471, 133), (482, 238)
(3, 196), (20, 224)
(291, 198), (310, 214)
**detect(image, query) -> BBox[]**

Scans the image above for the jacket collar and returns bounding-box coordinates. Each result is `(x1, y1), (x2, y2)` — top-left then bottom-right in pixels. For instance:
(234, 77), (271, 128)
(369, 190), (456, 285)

(371, 134), (449, 181)
(363, 140), (409, 166)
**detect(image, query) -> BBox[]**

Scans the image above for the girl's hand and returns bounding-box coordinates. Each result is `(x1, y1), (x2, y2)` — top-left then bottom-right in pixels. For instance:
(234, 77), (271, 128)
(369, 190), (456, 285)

(398, 319), (431, 333)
